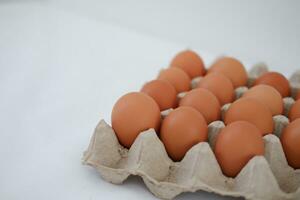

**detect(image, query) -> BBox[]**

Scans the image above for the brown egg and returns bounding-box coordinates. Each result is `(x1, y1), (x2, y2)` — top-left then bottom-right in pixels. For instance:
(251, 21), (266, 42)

(170, 50), (206, 78)
(141, 79), (177, 111)
(289, 99), (300, 121)
(297, 91), (300, 100)
(208, 57), (247, 88)
(160, 106), (208, 161)
(254, 72), (290, 97)
(242, 85), (283, 115)
(197, 72), (234, 105)
(111, 92), (161, 148)
(281, 118), (300, 169)
(225, 97), (274, 135)
(214, 121), (264, 177)
(158, 68), (191, 93)
(179, 88), (221, 124)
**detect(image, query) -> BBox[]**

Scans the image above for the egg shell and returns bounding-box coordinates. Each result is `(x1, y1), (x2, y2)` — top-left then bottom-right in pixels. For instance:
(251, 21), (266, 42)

(170, 50), (206, 78)
(197, 72), (234, 105)
(254, 72), (290, 97)
(297, 91), (300, 100)
(158, 68), (191, 93)
(242, 85), (283, 115)
(179, 88), (221, 124)
(289, 99), (300, 121)
(214, 121), (264, 177)
(111, 92), (161, 148)
(160, 106), (208, 161)
(208, 57), (248, 88)
(225, 97), (274, 135)
(141, 79), (177, 111)
(281, 118), (300, 169)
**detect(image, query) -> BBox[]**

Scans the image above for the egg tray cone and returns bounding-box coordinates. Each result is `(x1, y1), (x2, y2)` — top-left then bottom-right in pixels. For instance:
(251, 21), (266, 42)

(82, 64), (300, 200)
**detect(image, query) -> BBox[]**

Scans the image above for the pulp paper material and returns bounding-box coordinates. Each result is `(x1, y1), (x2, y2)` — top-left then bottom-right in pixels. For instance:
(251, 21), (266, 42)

(82, 65), (300, 200)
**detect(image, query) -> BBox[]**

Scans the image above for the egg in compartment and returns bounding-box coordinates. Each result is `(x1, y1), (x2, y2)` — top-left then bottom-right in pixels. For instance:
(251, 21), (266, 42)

(111, 51), (295, 178)
(197, 72), (235, 106)
(157, 68), (191, 93)
(160, 107), (208, 161)
(253, 71), (290, 97)
(208, 57), (248, 88)
(141, 79), (177, 111)
(242, 85), (283, 115)
(170, 50), (206, 78)
(289, 99), (300, 121)
(224, 97), (274, 135)
(179, 88), (221, 124)
(214, 121), (264, 177)
(280, 118), (300, 169)
(111, 92), (161, 148)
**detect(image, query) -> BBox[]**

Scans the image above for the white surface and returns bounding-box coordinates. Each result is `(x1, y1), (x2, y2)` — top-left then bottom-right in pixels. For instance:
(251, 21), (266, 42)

(53, 0), (300, 73)
(0, 1), (298, 200)
(0, 2), (239, 200)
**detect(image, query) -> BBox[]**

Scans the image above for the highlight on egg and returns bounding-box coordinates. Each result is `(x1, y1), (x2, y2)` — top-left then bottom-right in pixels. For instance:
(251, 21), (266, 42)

(179, 88), (221, 124)
(160, 106), (208, 161)
(224, 97), (274, 135)
(253, 71), (290, 97)
(280, 118), (300, 169)
(141, 79), (177, 111)
(289, 99), (300, 122)
(214, 121), (264, 177)
(111, 92), (161, 148)
(170, 50), (206, 78)
(208, 56), (248, 88)
(242, 85), (283, 116)
(157, 67), (191, 93)
(197, 72), (234, 105)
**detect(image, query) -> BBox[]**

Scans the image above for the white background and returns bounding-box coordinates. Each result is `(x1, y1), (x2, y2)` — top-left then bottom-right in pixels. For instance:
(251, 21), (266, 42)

(0, 1), (299, 200)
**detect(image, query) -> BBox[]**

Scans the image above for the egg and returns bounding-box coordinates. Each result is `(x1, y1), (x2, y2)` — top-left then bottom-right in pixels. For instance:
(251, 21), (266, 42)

(111, 92), (161, 148)
(158, 68), (191, 93)
(225, 97), (274, 135)
(242, 85), (283, 115)
(179, 88), (221, 124)
(289, 99), (300, 121)
(160, 106), (208, 161)
(254, 72), (290, 97)
(208, 57), (247, 88)
(214, 121), (264, 177)
(141, 79), (177, 111)
(281, 118), (300, 169)
(197, 72), (234, 105)
(170, 50), (206, 78)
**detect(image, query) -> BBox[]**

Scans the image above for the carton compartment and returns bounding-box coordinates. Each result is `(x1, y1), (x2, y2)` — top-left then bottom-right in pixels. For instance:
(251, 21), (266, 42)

(82, 64), (300, 200)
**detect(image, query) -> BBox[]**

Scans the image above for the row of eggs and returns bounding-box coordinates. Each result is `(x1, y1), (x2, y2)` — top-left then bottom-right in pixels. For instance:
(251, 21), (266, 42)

(111, 50), (300, 177)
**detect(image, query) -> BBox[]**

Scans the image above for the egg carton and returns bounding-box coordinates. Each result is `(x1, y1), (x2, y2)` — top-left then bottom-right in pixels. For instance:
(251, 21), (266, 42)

(82, 64), (300, 200)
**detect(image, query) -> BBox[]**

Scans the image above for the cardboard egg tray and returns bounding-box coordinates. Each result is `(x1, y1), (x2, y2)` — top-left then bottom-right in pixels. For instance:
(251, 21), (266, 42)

(82, 64), (300, 200)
